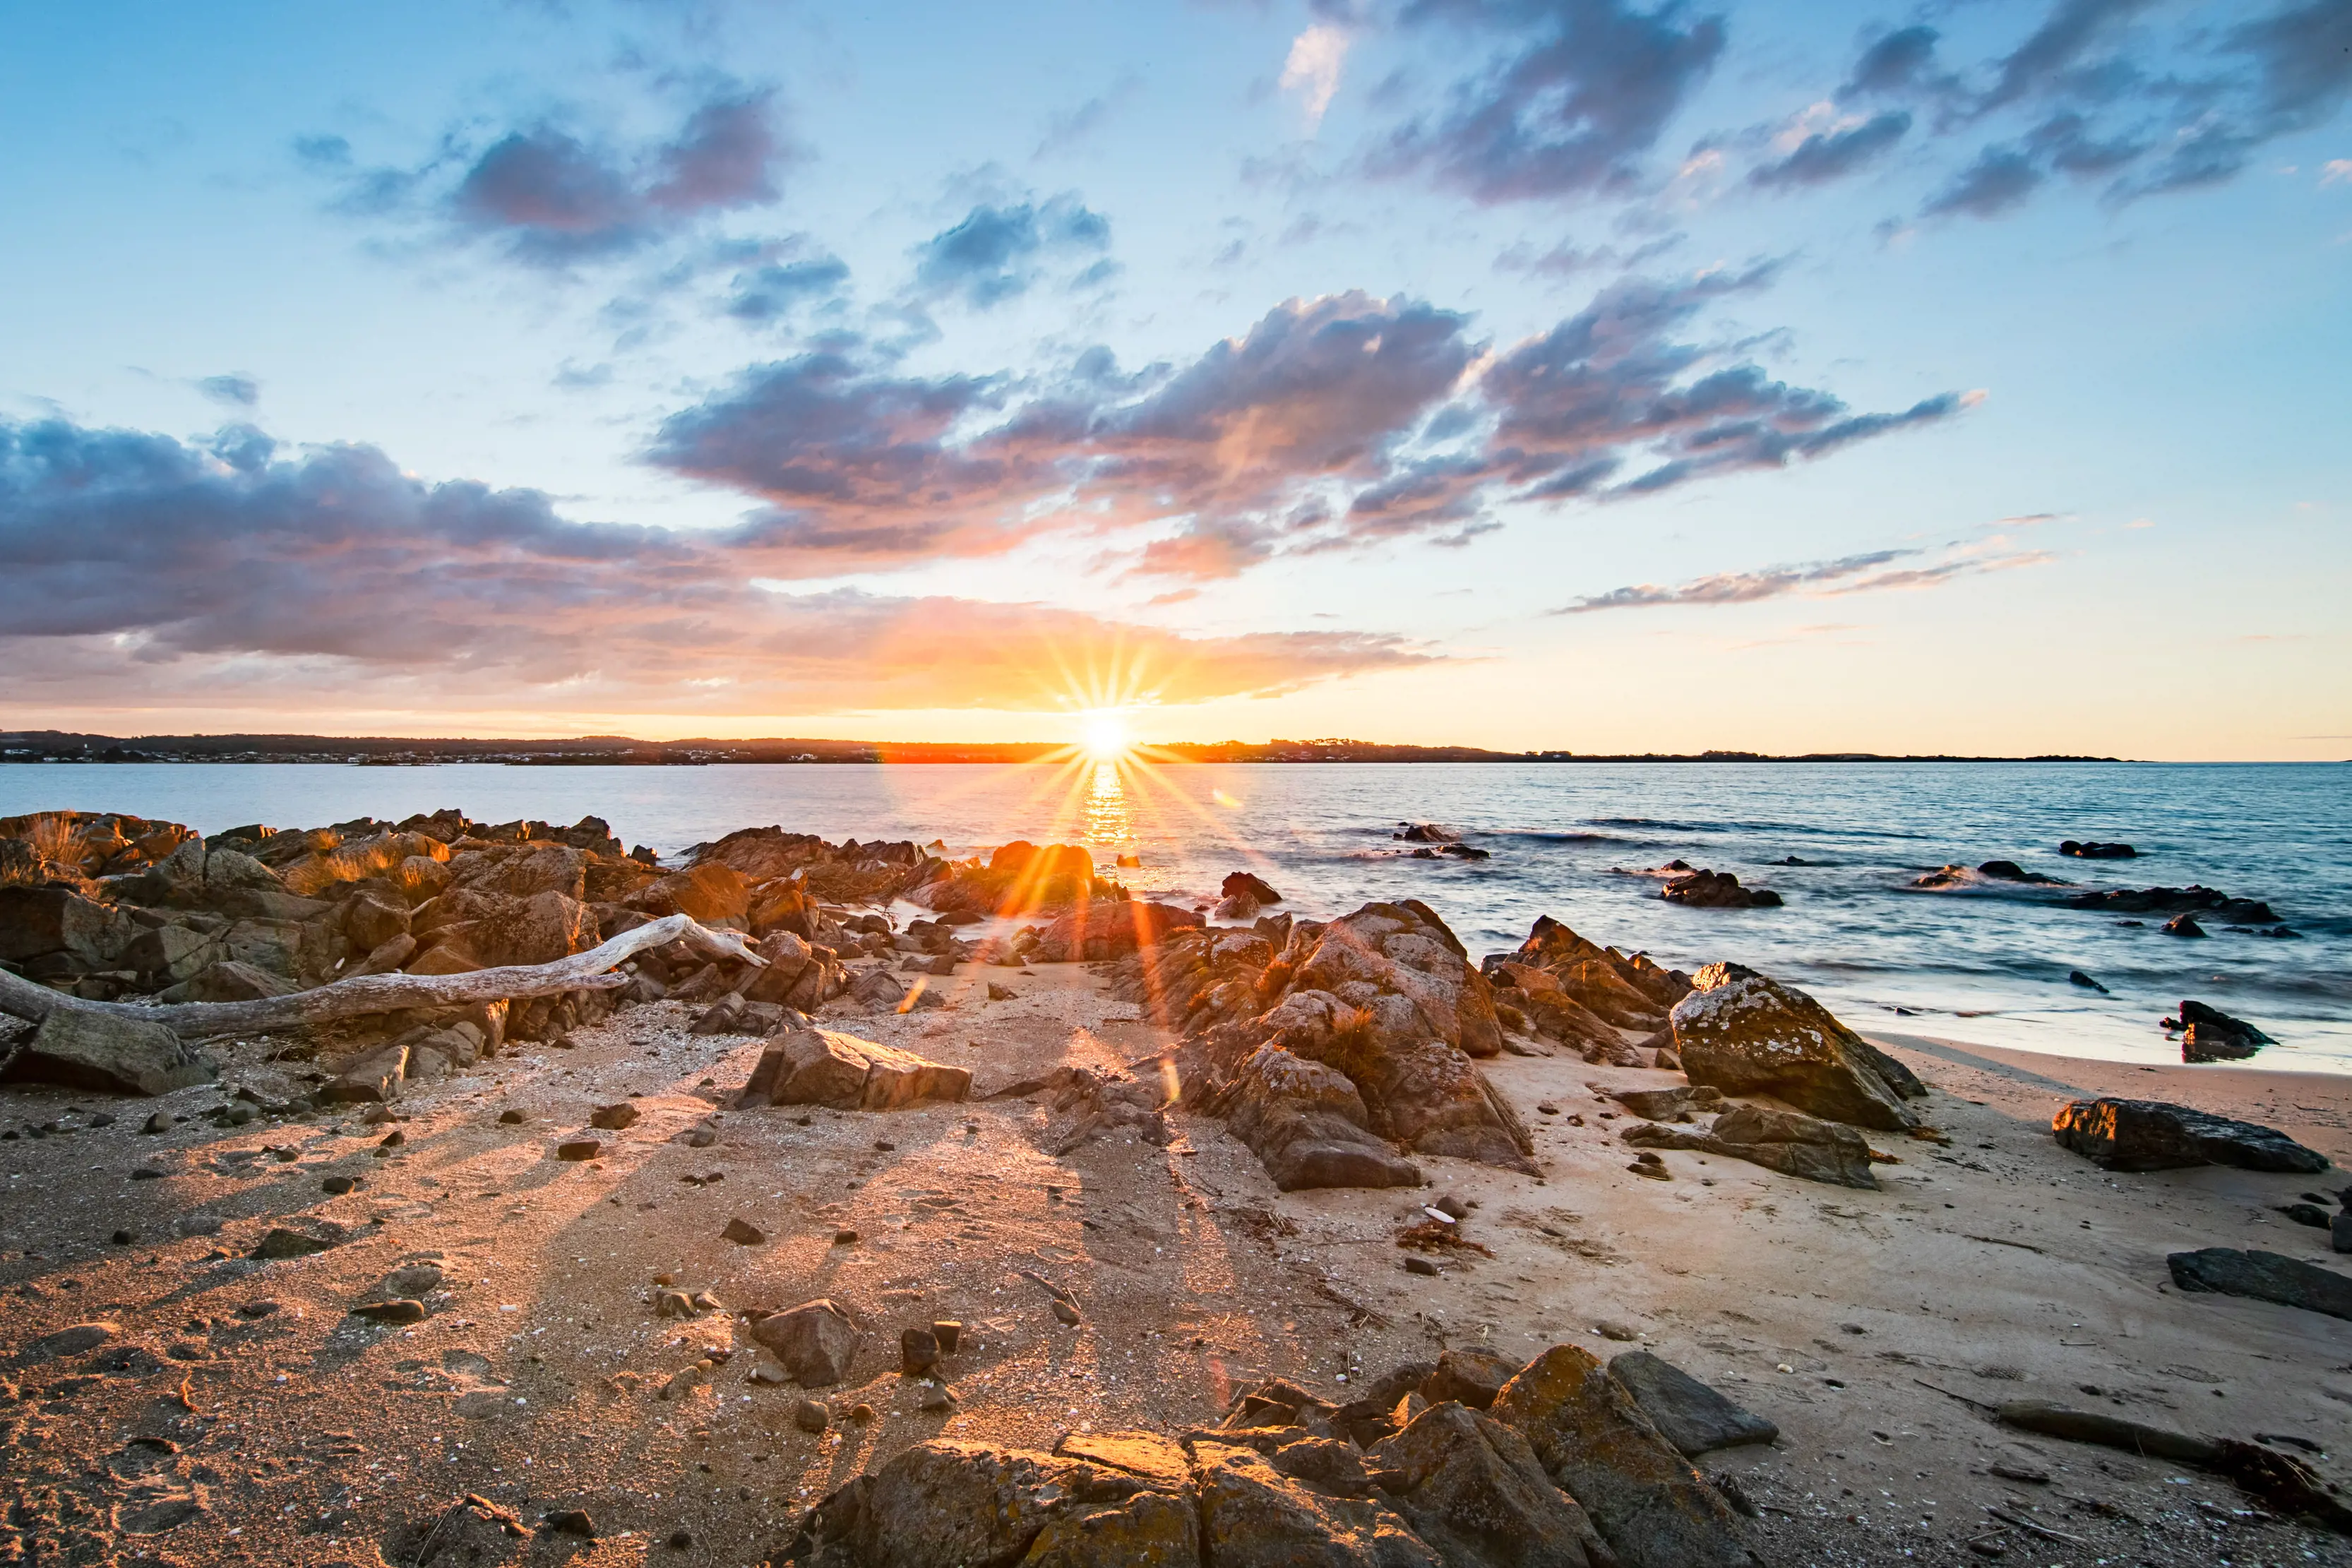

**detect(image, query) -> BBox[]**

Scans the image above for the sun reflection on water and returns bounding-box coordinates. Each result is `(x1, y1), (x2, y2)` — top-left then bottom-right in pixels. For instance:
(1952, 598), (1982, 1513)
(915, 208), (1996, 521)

(1082, 759), (1134, 853)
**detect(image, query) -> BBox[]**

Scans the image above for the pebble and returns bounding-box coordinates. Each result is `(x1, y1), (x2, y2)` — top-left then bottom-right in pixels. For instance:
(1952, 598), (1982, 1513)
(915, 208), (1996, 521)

(901, 1327), (940, 1375)
(666, 1528), (693, 1550)
(1596, 1321), (1640, 1342)
(832, 1228), (859, 1245)
(142, 1113), (174, 1135)
(1051, 1300), (1081, 1327)
(931, 1319), (962, 1355)
(498, 1110), (525, 1125)
(542, 1509), (595, 1538)
(793, 1399), (830, 1433)
(109, 1228), (136, 1245)
(849, 1404), (875, 1423)
(378, 1130), (405, 1148)
(556, 1139), (602, 1162)
(129, 1167), (165, 1180)
(874, 1139), (895, 1151)
(722, 1219), (766, 1245)
(322, 1175), (360, 1195)
(590, 1103), (638, 1130)
(918, 1381), (956, 1412)
(1403, 1257), (1439, 1277)
(350, 1299), (427, 1324)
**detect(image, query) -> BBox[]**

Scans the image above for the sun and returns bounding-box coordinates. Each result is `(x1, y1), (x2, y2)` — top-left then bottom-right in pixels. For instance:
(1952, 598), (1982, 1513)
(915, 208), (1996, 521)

(1080, 710), (1130, 762)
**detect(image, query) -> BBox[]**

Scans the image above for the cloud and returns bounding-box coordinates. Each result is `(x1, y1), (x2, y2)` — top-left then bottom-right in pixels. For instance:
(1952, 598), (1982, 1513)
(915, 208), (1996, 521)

(1373, 0), (1728, 202)
(1924, 146), (2044, 216)
(1841, 25), (1945, 101)
(2322, 159), (2352, 185)
(724, 253), (851, 322)
(1551, 538), (2053, 613)
(196, 374), (260, 408)
(1035, 76), (1143, 158)
(909, 194), (1112, 309)
(1282, 22), (1353, 132)
(0, 416), (1431, 715)
(309, 83), (794, 266)
(649, 270), (1969, 580)
(1748, 109), (1911, 188)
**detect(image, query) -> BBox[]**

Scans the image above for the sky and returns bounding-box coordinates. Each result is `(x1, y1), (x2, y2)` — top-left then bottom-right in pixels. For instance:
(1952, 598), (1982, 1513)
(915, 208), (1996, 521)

(1, 0), (2346, 759)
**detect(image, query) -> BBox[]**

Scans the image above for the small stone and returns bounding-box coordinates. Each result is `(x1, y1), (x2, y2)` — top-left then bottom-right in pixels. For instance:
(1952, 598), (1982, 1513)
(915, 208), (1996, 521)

(109, 1228), (136, 1245)
(832, 1227), (859, 1245)
(378, 1130), (404, 1148)
(1989, 1461), (2049, 1483)
(251, 1224), (343, 1259)
(1596, 1321), (1640, 1342)
(542, 1509), (595, 1538)
(498, 1110), (525, 1125)
(918, 1381), (956, 1412)
(1404, 1255), (1440, 1276)
(849, 1403), (875, 1423)
(667, 1528), (693, 1549)
(722, 1218), (766, 1246)
(931, 1319), (962, 1355)
(1051, 1299), (1081, 1327)
(237, 1299), (280, 1318)
(686, 1128), (717, 1148)
(129, 1166), (166, 1180)
(1432, 1193), (1469, 1220)
(143, 1113), (174, 1135)
(350, 1299), (427, 1324)
(270, 1145), (299, 1162)
(655, 1290), (697, 1319)
(900, 1327), (940, 1375)
(322, 1175), (359, 1195)
(873, 1139), (895, 1151)
(1536, 1102), (1560, 1115)
(590, 1103), (639, 1130)
(1628, 1156), (1671, 1180)
(556, 1139), (601, 1161)
(793, 1399), (830, 1433)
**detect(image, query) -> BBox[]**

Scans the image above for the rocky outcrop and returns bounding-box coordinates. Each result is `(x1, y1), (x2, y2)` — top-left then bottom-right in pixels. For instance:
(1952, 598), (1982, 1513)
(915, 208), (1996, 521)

(735, 1028), (971, 1111)
(914, 840), (1117, 919)
(1622, 1104), (1881, 1188)
(1669, 963), (1923, 1131)
(2171, 999), (2274, 1063)
(1483, 917), (1690, 1063)
(628, 862), (749, 926)
(1913, 860), (2064, 888)
(0, 1007), (215, 1096)
(0, 885), (138, 980)
(1659, 869), (1781, 909)
(1370, 1401), (1613, 1567)
(1210, 1046), (1423, 1190)
(2168, 1249), (2352, 1322)
(737, 930), (850, 1012)
(1029, 898), (1205, 962)
(2052, 1098), (2327, 1173)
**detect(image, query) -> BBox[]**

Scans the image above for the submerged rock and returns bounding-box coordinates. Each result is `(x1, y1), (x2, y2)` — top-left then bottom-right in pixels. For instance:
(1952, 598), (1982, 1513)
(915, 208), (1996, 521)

(2051, 1097), (2326, 1173)
(2065, 884), (2279, 923)
(2058, 839), (2138, 858)
(2174, 998), (2274, 1063)
(1659, 869), (1781, 909)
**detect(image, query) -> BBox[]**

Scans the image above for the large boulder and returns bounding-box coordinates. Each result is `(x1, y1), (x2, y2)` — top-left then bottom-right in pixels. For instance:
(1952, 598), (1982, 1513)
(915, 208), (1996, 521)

(1284, 902), (1503, 1059)
(112, 837), (290, 914)
(158, 959), (295, 1005)
(1215, 1046), (1423, 1191)
(690, 826), (831, 885)
(1488, 1346), (1760, 1568)
(1669, 963), (1921, 1131)
(1, 1008), (215, 1096)
(414, 889), (598, 969)
(749, 1298), (861, 1386)
(274, 830), (453, 899)
(739, 929), (848, 1011)
(1622, 1105), (1881, 1190)
(628, 862), (749, 925)
(1029, 899), (1204, 962)
(0, 886), (138, 976)
(1195, 1442), (1438, 1568)
(457, 843), (587, 901)
(2052, 1099), (2327, 1174)
(2174, 999), (2274, 1063)
(736, 1029), (970, 1111)
(1659, 868), (1781, 909)
(1369, 1401), (1611, 1568)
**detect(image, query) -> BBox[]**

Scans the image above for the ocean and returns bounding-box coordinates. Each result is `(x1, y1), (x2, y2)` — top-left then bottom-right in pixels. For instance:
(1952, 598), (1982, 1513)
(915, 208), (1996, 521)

(3, 760), (2345, 1075)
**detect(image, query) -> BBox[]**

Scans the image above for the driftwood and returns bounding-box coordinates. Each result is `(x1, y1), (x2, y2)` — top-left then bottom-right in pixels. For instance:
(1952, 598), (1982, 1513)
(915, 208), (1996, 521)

(0, 915), (761, 1041)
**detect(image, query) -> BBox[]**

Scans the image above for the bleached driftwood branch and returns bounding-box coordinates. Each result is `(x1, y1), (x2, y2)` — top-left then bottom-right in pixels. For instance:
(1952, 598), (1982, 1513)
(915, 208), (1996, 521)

(0, 914), (761, 1040)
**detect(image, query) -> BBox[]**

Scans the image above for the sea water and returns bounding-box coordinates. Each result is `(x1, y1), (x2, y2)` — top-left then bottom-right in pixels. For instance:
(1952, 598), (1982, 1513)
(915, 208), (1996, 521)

(2, 760), (2344, 1074)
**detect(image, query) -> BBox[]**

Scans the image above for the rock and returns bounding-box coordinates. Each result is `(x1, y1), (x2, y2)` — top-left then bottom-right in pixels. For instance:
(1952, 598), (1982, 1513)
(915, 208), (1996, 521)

(590, 1102), (640, 1130)
(722, 1218), (767, 1245)
(251, 1221), (347, 1259)
(1028, 897), (1205, 962)
(796, 1442), (1076, 1567)
(750, 1298), (860, 1386)
(2163, 912), (2207, 938)
(1608, 1085), (1725, 1123)
(2059, 840), (2137, 858)
(628, 861), (750, 925)
(1224, 870), (1284, 906)
(1659, 869), (1781, 909)
(2050, 1098), (2327, 1173)
(1669, 963), (1920, 1130)
(931, 1319), (962, 1355)
(1051, 1299), (1082, 1327)
(321, 1175), (360, 1194)
(2067, 969), (2108, 993)
(1396, 823), (1455, 843)
(1625, 1105), (1880, 1189)
(2279, 1202), (2332, 1228)
(1606, 1352), (1778, 1456)
(793, 1397), (830, 1432)
(342, 887), (412, 952)
(0, 886), (139, 974)
(2167, 1249), (2352, 1322)
(900, 1327), (940, 1376)
(1, 1007), (215, 1096)
(2334, 1212), (2351, 1254)
(736, 1028), (970, 1112)
(349, 1299), (427, 1324)
(542, 1509), (596, 1538)
(1420, 1348), (1519, 1411)
(556, 1138), (600, 1161)
(323, 1043), (410, 1103)
(2065, 884), (2279, 922)
(1489, 1345), (1759, 1568)
(21, 1320), (122, 1360)
(2174, 1000), (2274, 1063)
(1195, 1442), (1438, 1567)
(1404, 1256), (1440, 1277)
(1371, 1400), (1612, 1568)
(1215, 1045), (1423, 1191)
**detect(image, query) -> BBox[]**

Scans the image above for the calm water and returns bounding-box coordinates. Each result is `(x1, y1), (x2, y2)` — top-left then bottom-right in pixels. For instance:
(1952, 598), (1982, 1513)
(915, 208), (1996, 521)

(4, 760), (2346, 1074)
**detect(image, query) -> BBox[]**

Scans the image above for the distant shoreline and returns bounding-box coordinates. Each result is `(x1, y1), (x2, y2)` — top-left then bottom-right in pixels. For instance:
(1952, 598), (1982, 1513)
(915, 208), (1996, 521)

(1, 731), (2127, 765)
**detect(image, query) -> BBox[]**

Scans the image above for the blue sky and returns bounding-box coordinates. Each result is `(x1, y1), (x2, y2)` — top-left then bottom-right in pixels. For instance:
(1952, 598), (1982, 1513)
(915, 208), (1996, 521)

(1, 0), (2346, 757)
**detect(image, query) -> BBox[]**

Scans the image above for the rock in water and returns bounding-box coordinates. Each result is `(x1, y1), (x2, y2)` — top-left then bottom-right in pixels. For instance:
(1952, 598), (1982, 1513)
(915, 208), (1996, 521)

(1669, 963), (1920, 1130)
(2166, 1250), (2352, 1322)
(2051, 1098), (2327, 1173)
(1659, 869), (1782, 909)
(736, 1027), (971, 1111)
(1370, 1401), (1613, 1568)
(1222, 870), (1283, 906)
(2059, 840), (2137, 859)
(749, 1298), (861, 1385)
(1488, 1345), (1760, 1568)
(1607, 1352), (1779, 1456)
(2175, 999), (2274, 1063)
(1, 1008), (215, 1096)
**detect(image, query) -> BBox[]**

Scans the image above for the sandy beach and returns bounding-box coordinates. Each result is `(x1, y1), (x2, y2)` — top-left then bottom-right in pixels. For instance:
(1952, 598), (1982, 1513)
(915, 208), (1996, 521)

(4, 951), (2347, 1567)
